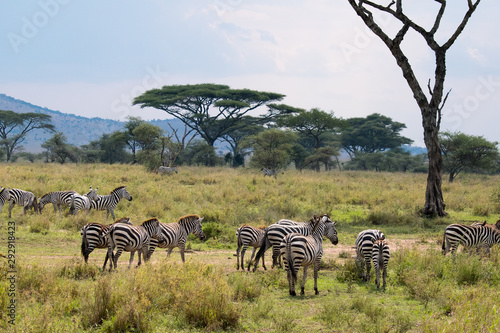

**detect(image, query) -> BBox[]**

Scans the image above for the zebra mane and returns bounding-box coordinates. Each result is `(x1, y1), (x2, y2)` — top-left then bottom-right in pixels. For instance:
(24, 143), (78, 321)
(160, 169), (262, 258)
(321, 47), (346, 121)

(177, 214), (201, 224)
(111, 186), (126, 193)
(142, 218), (160, 226)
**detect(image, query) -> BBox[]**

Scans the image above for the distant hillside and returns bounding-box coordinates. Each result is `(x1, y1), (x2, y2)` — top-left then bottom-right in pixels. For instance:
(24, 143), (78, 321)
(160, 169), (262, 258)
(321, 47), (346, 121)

(0, 94), (186, 153)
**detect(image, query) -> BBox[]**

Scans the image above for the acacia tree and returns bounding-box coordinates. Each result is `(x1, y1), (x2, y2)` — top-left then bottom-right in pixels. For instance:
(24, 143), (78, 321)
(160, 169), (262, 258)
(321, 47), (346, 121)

(132, 84), (285, 147)
(347, 1), (482, 217)
(0, 110), (54, 161)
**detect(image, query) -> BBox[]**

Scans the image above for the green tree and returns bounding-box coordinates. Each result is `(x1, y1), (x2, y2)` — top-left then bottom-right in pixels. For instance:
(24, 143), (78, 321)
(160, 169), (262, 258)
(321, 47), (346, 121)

(440, 132), (499, 182)
(42, 132), (78, 164)
(82, 131), (130, 164)
(180, 140), (220, 166)
(221, 117), (264, 167)
(244, 129), (297, 171)
(0, 110), (55, 161)
(341, 113), (413, 158)
(133, 83), (285, 147)
(124, 117), (146, 163)
(347, 1), (482, 217)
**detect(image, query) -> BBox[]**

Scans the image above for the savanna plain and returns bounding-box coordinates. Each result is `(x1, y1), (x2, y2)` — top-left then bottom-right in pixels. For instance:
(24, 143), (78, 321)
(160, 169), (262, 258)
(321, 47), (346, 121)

(1, 164), (500, 333)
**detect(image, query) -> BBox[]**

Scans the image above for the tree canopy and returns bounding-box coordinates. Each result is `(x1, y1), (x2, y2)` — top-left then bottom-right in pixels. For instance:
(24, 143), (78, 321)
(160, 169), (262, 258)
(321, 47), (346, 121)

(132, 83), (286, 147)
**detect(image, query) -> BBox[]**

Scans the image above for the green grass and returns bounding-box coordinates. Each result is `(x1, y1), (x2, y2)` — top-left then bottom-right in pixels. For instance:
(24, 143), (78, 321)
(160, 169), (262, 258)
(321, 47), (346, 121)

(2, 164), (500, 332)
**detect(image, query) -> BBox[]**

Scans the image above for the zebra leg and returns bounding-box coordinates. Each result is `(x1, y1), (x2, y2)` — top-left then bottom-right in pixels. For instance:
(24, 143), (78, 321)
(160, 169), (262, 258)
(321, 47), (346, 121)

(240, 245), (247, 271)
(167, 248), (174, 257)
(374, 264), (380, 288)
(382, 266), (387, 289)
(314, 261), (320, 295)
(301, 266), (308, 295)
(365, 261), (371, 282)
(271, 246), (280, 269)
(113, 248), (124, 270)
(179, 244), (186, 262)
(261, 250), (267, 271)
(287, 269), (296, 296)
(8, 202), (14, 218)
(129, 251), (136, 269)
(247, 247), (257, 271)
(236, 244), (241, 270)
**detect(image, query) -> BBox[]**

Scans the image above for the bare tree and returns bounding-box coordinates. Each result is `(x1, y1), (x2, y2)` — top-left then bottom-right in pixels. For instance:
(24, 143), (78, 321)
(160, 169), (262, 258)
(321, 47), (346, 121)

(347, 0), (482, 217)
(160, 123), (197, 167)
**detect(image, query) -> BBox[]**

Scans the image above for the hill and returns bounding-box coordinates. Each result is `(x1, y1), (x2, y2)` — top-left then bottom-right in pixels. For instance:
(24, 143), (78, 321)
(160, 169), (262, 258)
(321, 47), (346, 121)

(0, 94), (186, 153)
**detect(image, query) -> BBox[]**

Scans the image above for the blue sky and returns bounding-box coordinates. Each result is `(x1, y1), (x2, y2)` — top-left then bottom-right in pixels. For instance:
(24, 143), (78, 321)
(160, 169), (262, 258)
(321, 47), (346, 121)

(0, 0), (499, 146)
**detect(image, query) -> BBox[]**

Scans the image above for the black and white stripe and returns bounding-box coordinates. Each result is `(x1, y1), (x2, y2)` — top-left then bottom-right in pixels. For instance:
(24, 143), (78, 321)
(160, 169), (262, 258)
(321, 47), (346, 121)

(80, 217), (132, 269)
(90, 186), (133, 219)
(261, 168), (283, 179)
(442, 223), (500, 255)
(0, 187), (9, 213)
(252, 214), (338, 272)
(7, 188), (38, 218)
(355, 229), (386, 282)
(102, 218), (163, 271)
(69, 187), (98, 215)
(280, 215), (338, 296)
(372, 238), (390, 289)
(236, 225), (267, 271)
(148, 214), (205, 262)
(38, 190), (76, 214)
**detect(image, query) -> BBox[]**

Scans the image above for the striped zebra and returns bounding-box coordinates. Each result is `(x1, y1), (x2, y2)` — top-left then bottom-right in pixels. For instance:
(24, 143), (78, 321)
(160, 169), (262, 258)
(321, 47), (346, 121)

(261, 168), (283, 179)
(355, 229), (386, 282)
(7, 188), (39, 218)
(252, 214), (338, 272)
(102, 218), (163, 271)
(0, 187), (9, 213)
(69, 187), (98, 215)
(38, 190), (76, 214)
(80, 217), (132, 270)
(236, 225), (267, 271)
(90, 186), (133, 219)
(442, 223), (500, 255)
(157, 166), (178, 175)
(280, 215), (338, 296)
(372, 238), (390, 289)
(148, 214), (205, 262)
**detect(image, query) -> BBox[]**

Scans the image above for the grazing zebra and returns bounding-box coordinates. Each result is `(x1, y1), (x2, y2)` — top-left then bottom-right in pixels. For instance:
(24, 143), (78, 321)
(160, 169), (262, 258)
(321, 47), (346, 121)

(261, 168), (283, 179)
(442, 223), (500, 255)
(0, 187), (9, 213)
(38, 190), (76, 214)
(157, 166), (178, 175)
(372, 238), (390, 289)
(280, 215), (337, 296)
(148, 214), (205, 262)
(69, 187), (98, 215)
(236, 225), (267, 271)
(355, 229), (386, 282)
(102, 218), (163, 271)
(90, 186), (133, 219)
(7, 188), (38, 218)
(252, 214), (338, 272)
(80, 217), (132, 269)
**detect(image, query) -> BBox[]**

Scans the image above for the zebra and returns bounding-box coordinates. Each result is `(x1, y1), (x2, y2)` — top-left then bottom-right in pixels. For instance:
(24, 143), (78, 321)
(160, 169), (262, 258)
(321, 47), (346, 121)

(80, 217), (132, 270)
(102, 218), (163, 271)
(7, 188), (39, 218)
(261, 168), (283, 179)
(157, 166), (178, 175)
(0, 187), (9, 213)
(442, 223), (500, 256)
(279, 215), (338, 296)
(69, 187), (98, 215)
(90, 186), (133, 219)
(236, 225), (267, 271)
(372, 238), (390, 289)
(355, 229), (386, 282)
(252, 214), (338, 272)
(148, 214), (205, 262)
(38, 190), (77, 214)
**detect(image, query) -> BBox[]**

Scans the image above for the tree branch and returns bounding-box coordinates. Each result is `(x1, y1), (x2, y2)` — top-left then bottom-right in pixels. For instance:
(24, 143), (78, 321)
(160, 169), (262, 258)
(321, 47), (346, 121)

(442, 0), (481, 50)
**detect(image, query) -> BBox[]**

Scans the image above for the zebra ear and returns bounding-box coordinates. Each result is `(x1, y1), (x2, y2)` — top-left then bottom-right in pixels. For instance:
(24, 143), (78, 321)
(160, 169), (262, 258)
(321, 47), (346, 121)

(199, 217), (204, 223)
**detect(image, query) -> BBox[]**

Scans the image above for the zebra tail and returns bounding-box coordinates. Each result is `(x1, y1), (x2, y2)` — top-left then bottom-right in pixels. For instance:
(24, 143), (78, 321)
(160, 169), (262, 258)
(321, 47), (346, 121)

(253, 229), (270, 265)
(81, 228), (89, 262)
(442, 230), (447, 254)
(286, 238), (297, 281)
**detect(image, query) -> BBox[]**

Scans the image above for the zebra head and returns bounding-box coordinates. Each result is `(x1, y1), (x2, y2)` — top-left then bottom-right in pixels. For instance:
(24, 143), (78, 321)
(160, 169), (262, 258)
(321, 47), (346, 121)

(322, 215), (338, 245)
(194, 216), (205, 240)
(114, 186), (133, 201)
(85, 187), (99, 202)
(38, 193), (49, 212)
(142, 218), (163, 242)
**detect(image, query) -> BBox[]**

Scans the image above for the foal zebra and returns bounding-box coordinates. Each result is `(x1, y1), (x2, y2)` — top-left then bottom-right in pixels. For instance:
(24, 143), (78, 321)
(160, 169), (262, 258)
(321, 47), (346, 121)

(236, 225), (267, 271)
(442, 223), (500, 255)
(252, 214), (338, 272)
(372, 238), (390, 289)
(38, 190), (76, 214)
(148, 214), (205, 262)
(261, 168), (283, 179)
(355, 229), (386, 282)
(90, 186), (132, 219)
(69, 187), (98, 215)
(280, 215), (338, 296)
(7, 188), (38, 218)
(102, 218), (163, 271)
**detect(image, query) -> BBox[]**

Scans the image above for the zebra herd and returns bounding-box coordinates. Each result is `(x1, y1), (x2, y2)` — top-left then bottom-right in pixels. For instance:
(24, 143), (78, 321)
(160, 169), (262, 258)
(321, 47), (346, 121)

(0, 186), (132, 219)
(235, 215), (389, 295)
